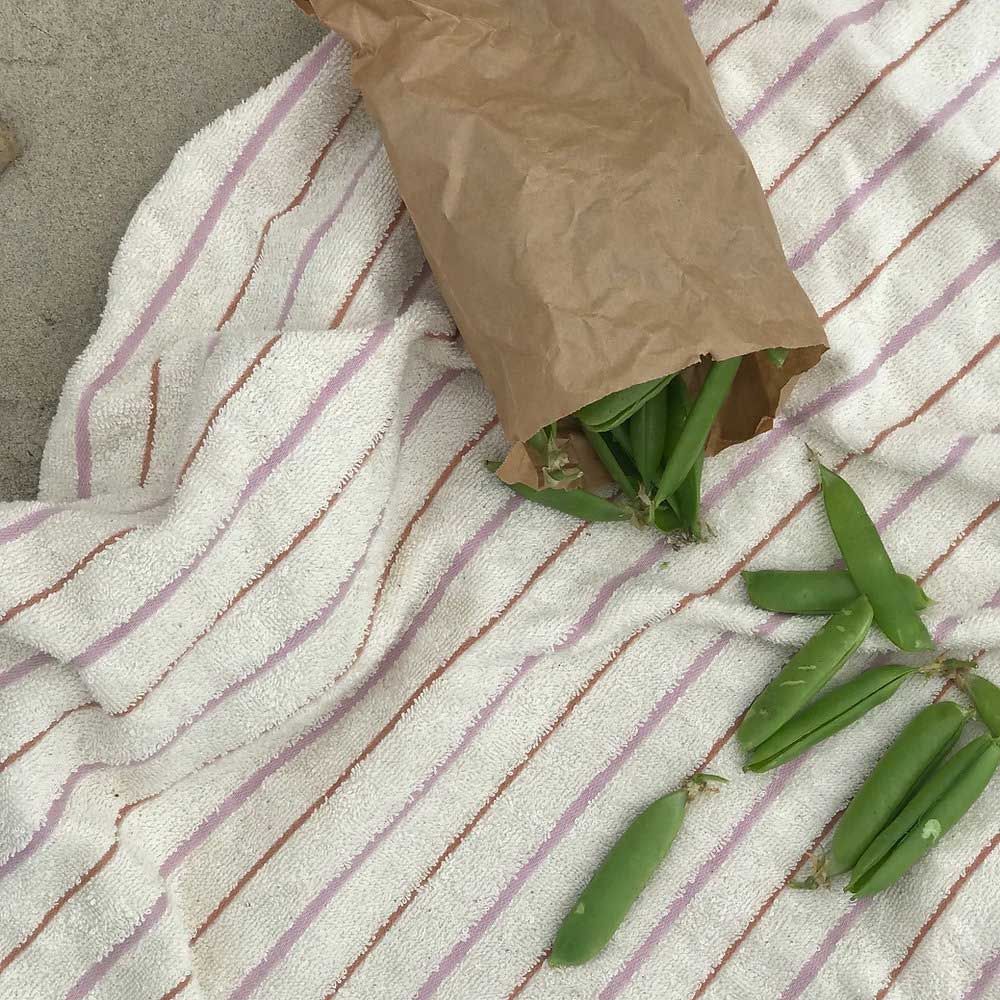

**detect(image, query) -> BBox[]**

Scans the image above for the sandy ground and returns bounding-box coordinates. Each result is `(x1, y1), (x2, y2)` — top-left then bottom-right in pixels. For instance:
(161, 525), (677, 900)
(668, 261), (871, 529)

(0, 0), (324, 500)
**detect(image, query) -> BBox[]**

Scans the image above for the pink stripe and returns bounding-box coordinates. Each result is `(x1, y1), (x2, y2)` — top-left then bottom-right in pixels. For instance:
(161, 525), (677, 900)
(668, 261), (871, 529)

(734, 0), (889, 136)
(703, 238), (1000, 512)
(416, 432), (973, 998)
(65, 893), (168, 1000)
(962, 948), (1000, 1000)
(275, 139), (383, 328)
(73, 34), (342, 498)
(0, 507), (63, 545)
(162, 492), (518, 878)
(229, 544), (665, 999)
(0, 514), (378, 880)
(74, 320), (392, 672)
(789, 56), (1000, 269)
(0, 652), (51, 693)
(780, 905), (871, 1000)
(401, 370), (463, 442)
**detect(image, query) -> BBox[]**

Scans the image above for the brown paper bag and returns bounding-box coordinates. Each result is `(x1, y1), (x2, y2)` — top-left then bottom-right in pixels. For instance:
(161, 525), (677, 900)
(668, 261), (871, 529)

(296, 0), (826, 477)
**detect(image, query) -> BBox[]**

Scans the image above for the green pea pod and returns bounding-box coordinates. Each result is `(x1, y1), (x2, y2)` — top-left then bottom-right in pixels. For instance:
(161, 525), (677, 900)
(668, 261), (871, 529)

(654, 357), (741, 508)
(653, 505), (684, 535)
(549, 774), (723, 966)
(849, 734), (994, 892)
(766, 347), (790, 367)
(849, 737), (1000, 898)
(576, 377), (672, 433)
(628, 388), (669, 488)
(742, 569), (931, 615)
(663, 379), (703, 538)
(745, 664), (914, 773)
(968, 675), (1000, 737)
(581, 425), (639, 502)
(827, 701), (967, 876)
(488, 466), (630, 523)
(737, 595), (873, 752)
(819, 464), (933, 652)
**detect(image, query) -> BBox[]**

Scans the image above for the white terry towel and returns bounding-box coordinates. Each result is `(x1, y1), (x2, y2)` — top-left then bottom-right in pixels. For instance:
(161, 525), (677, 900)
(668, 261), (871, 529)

(1, 4), (1000, 999)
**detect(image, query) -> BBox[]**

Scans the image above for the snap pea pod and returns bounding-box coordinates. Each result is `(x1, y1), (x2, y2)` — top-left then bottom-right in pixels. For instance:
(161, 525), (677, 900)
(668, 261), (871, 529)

(629, 387), (669, 488)
(581, 425), (639, 502)
(967, 675), (1000, 737)
(663, 379), (704, 538)
(610, 424), (634, 458)
(737, 595), (873, 752)
(745, 664), (913, 773)
(654, 357), (741, 508)
(819, 464), (933, 651)
(827, 701), (967, 877)
(849, 737), (1000, 898)
(766, 347), (790, 367)
(848, 734), (995, 893)
(742, 569), (931, 615)
(488, 466), (630, 523)
(577, 377), (672, 433)
(549, 774), (724, 966)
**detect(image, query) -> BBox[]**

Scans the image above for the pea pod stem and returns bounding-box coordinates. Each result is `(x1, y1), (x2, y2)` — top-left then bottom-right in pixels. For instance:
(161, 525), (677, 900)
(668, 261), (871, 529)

(654, 357), (741, 508)
(737, 595), (873, 752)
(819, 463), (933, 651)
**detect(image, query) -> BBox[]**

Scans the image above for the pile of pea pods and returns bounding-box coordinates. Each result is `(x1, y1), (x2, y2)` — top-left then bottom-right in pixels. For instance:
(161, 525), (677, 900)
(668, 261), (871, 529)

(545, 460), (1000, 968)
(493, 356), (744, 537)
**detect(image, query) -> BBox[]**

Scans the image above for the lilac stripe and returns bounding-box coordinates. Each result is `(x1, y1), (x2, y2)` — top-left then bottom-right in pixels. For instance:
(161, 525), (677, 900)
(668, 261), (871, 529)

(0, 652), (51, 693)
(703, 238), (1000, 512)
(275, 139), (383, 329)
(962, 947), (1000, 1000)
(401, 370), (464, 442)
(684, 0), (707, 15)
(0, 526), (376, 881)
(779, 904), (870, 1000)
(877, 433), (975, 526)
(75, 320), (391, 671)
(789, 55), (1000, 269)
(0, 507), (63, 545)
(602, 609), (963, 999)
(161, 495), (518, 877)
(65, 893), (168, 1000)
(0, 764), (101, 878)
(230, 545), (670, 999)
(73, 35), (342, 498)
(734, 0), (889, 137)
(417, 634), (735, 1000)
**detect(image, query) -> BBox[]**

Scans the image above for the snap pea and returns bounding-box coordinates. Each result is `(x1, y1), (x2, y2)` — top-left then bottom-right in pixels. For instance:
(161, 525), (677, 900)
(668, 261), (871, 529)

(848, 734), (994, 893)
(654, 357), (741, 508)
(745, 664), (913, 773)
(488, 465), (630, 523)
(577, 377), (672, 433)
(610, 424), (634, 458)
(663, 378), (704, 538)
(742, 569), (931, 615)
(766, 347), (790, 367)
(581, 425), (639, 502)
(968, 675), (1000, 737)
(737, 595), (873, 752)
(827, 701), (967, 877)
(653, 505), (684, 534)
(849, 737), (1000, 898)
(629, 387), (669, 488)
(549, 774), (724, 966)
(819, 464), (933, 651)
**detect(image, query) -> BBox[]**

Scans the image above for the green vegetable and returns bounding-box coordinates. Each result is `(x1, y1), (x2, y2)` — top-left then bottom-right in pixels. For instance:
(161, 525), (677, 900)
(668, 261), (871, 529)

(737, 595), (873, 752)
(654, 357), (741, 508)
(819, 464), (933, 651)
(745, 664), (913, 772)
(742, 569), (930, 615)
(849, 737), (1000, 898)
(581, 425), (639, 502)
(663, 378), (704, 538)
(549, 775), (724, 966)
(967, 675), (1000, 737)
(766, 347), (790, 367)
(826, 701), (967, 877)
(577, 377), (672, 433)
(488, 466), (630, 523)
(628, 387), (669, 488)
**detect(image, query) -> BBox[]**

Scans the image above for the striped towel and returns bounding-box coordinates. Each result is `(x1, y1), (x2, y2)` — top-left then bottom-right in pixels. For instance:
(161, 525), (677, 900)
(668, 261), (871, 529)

(1, 3), (999, 998)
